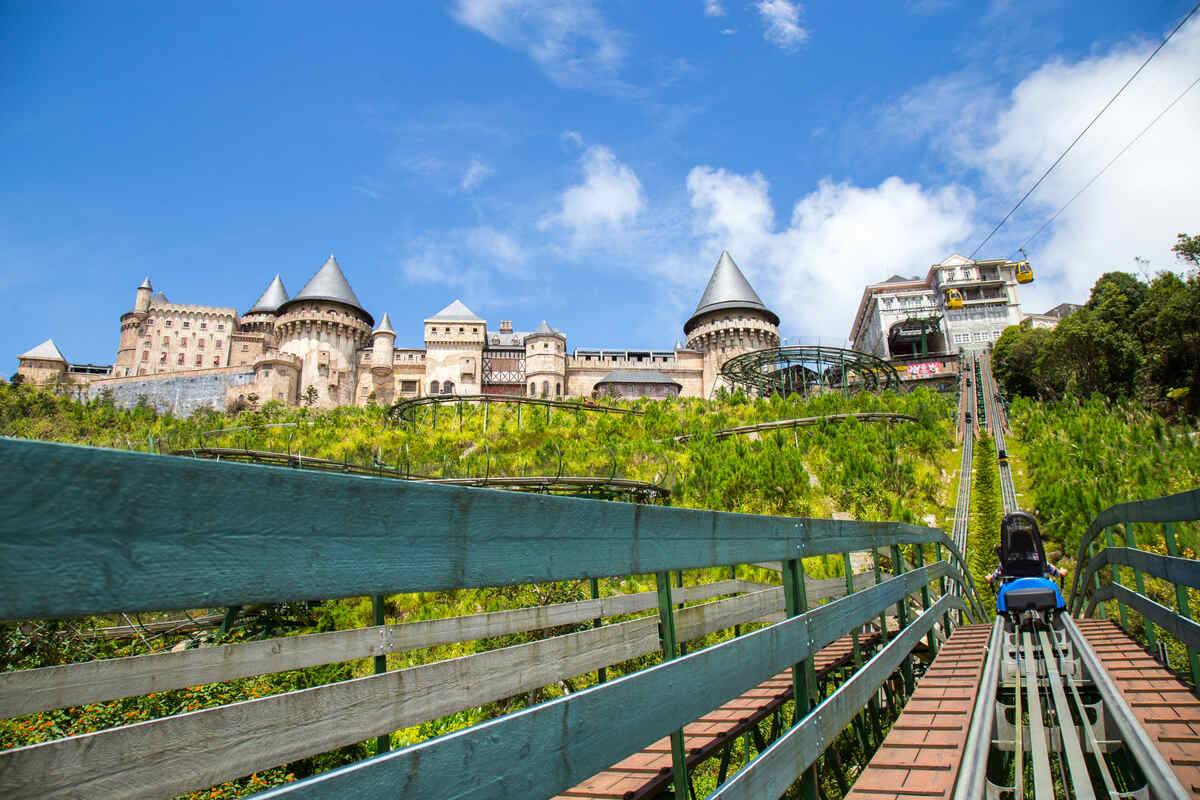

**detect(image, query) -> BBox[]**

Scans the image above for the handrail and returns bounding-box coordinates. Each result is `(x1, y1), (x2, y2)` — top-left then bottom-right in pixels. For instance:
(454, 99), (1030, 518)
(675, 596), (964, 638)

(1069, 487), (1200, 690)
(387, 393), (641, 426)
(1068, 487), (1200, 608)
(0, 435), (983, 799)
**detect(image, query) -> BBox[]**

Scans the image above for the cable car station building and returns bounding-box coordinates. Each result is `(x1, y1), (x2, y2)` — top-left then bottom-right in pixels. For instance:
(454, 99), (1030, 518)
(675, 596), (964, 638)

(847, 254), (1029, 381)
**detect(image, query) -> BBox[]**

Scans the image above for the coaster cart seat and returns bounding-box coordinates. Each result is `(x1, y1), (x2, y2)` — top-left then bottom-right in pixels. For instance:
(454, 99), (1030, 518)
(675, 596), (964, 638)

(994, 511), (1065, 617)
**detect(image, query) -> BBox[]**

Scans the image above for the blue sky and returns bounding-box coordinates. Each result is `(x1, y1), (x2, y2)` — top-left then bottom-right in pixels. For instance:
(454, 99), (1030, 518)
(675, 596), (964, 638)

(3, 1), (1198, 368)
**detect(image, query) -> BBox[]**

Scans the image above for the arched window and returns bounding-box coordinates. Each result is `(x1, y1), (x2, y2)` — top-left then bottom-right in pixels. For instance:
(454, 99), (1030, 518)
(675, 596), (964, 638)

(430, 380), (440, 394)
(555, 382), (561, 396)
(542, 381), (549, 397)
(530, 383), (536, 396)
(443, 380), (455, 394)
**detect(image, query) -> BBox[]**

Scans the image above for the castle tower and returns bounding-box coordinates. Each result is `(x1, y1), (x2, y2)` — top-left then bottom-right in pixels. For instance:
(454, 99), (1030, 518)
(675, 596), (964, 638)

(525, 320), (566, 397)
(371, 313), (396, 375)
(115, 276), (154, 376)
(135, 276), (153, 314)
(423, 300), (485, 395)
(275, 255), (373, 408)
(16, 338), (68, 386)
(683, 251), (780, 396)
(241, 274), (289, 335)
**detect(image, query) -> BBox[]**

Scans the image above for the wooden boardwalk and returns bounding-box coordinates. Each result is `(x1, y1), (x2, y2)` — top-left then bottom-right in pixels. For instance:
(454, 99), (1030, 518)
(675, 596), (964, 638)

(555, 631), (880, 800)
(845, 623), (992, 800)
(1076, 618), (1200, 798)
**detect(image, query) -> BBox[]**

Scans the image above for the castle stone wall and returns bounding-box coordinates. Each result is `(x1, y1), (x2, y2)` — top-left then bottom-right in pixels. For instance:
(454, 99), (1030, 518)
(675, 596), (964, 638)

(85, 368), (255, 415)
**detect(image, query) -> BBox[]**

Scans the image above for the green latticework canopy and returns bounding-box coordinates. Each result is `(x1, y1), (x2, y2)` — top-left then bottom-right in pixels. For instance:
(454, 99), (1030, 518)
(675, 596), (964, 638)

(719, 345), (902, 397)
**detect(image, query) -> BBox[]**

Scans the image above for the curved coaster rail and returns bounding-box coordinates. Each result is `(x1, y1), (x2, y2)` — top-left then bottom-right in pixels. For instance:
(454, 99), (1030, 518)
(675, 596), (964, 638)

(670, 412), (917, 444)
(719, 345), (903, 397)
(0, 436), (982, 800)
(388, 393), (641, 428)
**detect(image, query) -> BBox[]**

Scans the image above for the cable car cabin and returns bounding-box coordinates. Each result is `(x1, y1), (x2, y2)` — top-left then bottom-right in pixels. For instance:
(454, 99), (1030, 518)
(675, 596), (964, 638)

(945, 288), (963, 309)
(994, 511), (1065, 616)
(1015, 260), (1034, 284)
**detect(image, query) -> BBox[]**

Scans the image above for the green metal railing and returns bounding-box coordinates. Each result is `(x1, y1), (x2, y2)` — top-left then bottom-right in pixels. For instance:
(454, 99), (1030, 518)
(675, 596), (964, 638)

(0, 436), (983, 799)
(1069, 488), (1200, 689)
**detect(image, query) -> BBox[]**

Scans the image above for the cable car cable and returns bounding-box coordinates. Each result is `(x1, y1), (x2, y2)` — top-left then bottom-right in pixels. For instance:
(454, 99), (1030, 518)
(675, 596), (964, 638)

(1012, 71), (1200, 258)
(967, 1), (1200, 259)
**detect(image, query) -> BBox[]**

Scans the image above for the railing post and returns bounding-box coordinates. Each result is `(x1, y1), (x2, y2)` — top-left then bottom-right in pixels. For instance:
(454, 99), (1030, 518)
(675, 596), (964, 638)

(891, 544), (915, 697)
(655, 572), (690, 800)
(675, 571), (688, 656)
(1124, 522), (1157, 651)
(874, 546), (887, 643)
(782, 558), (819, 800)
(1163, 523), (1200, 689)
(913, 544), (937, 658)
(936, 542), (953, 636)
(730, 564), (741, 638)
(1088, 541), (1106, 619)
(843, 550), (879, 753)
(590, 577), (607, 684)
(1104, 526), (1129, 631)
(372, 594), (390, 754)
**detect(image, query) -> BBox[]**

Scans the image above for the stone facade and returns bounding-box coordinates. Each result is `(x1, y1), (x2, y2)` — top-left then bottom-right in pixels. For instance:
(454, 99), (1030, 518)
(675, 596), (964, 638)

(16, 251), (782, 410)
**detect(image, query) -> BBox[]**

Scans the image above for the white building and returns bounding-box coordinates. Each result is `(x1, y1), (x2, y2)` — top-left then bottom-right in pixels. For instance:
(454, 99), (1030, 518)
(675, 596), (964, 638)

(849, 254), (1027, 359)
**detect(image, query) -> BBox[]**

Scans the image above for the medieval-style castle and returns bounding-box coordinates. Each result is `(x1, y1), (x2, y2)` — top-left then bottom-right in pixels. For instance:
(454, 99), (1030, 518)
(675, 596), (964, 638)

(15, 252), (781, 413)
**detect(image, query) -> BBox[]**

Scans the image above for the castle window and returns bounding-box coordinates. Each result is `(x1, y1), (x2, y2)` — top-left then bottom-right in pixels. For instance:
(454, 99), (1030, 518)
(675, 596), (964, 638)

(556, 383), (561, 396)
(543, 343), (548, 349)
(216, 339), (222, 347)
(443, 380), (455, 394)
(183, 321), (190, 328)
(200, 322), (207, 330)
(430, 380), (440, 394)
(141, 351), (148, 361)
(160, 352), (166, 362)
(165, 320), (172, 327)
(162, 337), (169, 346)
(198, 339), (205, 349)
(459, 327), (464, 333)
(263, 370), (270, 377)
(400, 380), (417, 392)
(217, 324), (224, 331)
(242, 344), (249, 351)
(195, 355), (202, 365)
(541, 381), (549, 396)
(472, 327), (478, 333)
(213, 357), (220, 366)
(177, 353), (185, 365)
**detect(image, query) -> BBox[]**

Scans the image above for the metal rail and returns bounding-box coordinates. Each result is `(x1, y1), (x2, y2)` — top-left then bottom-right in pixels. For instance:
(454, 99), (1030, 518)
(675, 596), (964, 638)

(388, 393), (641, 427)
(978, 353), (1019, 514)
(669, 412), (917, 444)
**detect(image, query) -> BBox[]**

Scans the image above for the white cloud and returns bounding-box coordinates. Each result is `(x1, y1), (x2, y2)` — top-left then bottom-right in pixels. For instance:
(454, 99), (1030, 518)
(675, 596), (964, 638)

(400, 225), (531, 305)
(541, 145), (645, 244)
(892, 18), (1200, 310)
(449, 0), (626, 89)
(755, 0), (808, 50)
(561, 129), (584, 148)
(704, 0), (726, 17)
(460, 158), (494, 191)
(721, 28), (738, 36)
(687, 166), (975, 340)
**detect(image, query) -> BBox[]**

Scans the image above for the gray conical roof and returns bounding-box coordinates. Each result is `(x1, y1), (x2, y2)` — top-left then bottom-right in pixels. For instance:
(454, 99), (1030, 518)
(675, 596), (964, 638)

(19, 338), (67, 362)
(247, 274), (290, 314)
(138, 276), (152, 290)
(150, 291), (169, 305)
(373, 312), (395, 335)
(530, 320), (563, 337)
(683, 251), (778, 334)
(427, 299), (483, 322)
(282, 255), (372, 324)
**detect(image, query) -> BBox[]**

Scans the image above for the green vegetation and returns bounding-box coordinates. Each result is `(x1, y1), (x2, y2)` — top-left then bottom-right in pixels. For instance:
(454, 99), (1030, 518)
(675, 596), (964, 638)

(994, 260), (1200, 416)
(967, 432), (1001, 592)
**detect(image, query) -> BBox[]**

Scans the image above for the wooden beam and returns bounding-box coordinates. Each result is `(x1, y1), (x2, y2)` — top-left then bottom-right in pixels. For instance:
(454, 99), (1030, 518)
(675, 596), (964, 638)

(0, 438), (945, 620)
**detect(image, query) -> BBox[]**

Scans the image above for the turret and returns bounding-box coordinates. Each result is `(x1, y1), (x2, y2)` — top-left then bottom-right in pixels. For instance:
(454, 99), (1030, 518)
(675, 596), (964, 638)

(135, 276), (153, 314)
(683, 251), (780, 396)
(525, 320), (566, 397)
(371, 312), (396, 375)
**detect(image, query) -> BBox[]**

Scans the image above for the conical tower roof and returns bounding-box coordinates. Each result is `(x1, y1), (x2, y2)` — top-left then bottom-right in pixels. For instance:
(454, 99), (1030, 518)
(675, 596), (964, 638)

(530, 320), (563, 337)
(373, 312), (395, 335)
(138, 276), (152, 290)
(683, 251), (778, 334)
(19, 338), (67, 363)
(282, 255), (372, 323)
(247, 274), (290, 314)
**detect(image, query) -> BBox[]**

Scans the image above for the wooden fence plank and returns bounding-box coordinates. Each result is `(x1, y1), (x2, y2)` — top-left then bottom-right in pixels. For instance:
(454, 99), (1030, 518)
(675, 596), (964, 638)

(0, 579), (764, 718)
(251, 565), (948, 800)
(1086, 584), (1200, 651)
(0, 566), (947, 800)
(0, 437), (945, 620)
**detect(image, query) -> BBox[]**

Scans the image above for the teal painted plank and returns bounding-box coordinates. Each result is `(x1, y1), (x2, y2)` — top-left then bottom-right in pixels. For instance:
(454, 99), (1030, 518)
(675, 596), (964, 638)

(0, 437), (947, 619)
(1078, 547), (1200, 608)
(1069, 488), (1200, 606)
(709, 595), (961, 799)
(1087, 583), (1200, 652)
(251, 564), (948, 800)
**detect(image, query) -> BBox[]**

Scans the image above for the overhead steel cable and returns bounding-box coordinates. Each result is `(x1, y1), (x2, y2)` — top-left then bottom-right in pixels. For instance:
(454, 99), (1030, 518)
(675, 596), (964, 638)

(968, 1), (1200, 259)
(1013, 72), (1200, 257)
